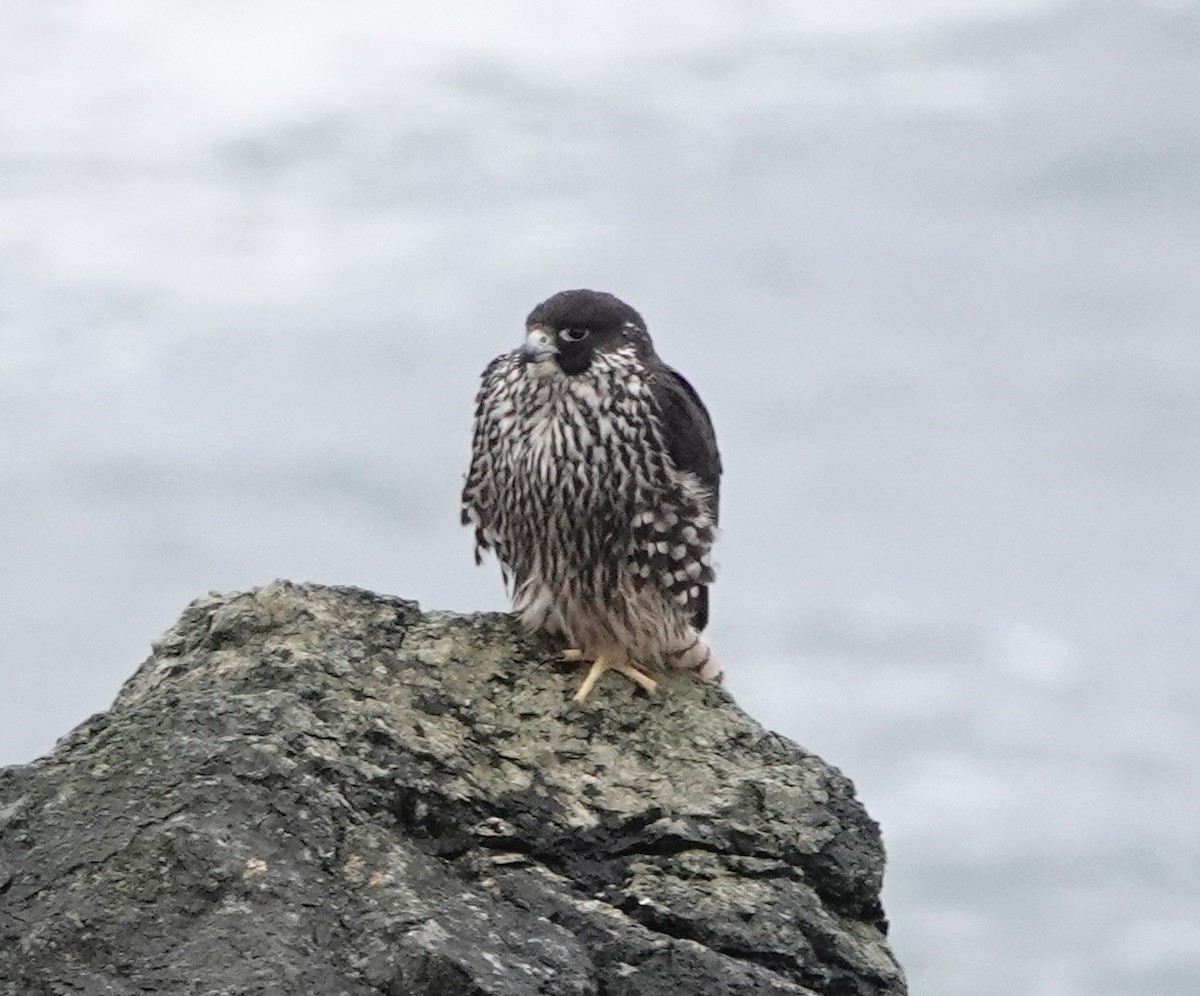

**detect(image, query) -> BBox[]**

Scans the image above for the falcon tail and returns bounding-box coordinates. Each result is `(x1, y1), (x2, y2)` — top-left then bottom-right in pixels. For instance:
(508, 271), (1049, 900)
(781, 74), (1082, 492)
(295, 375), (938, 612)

(671, 633), (723, 685)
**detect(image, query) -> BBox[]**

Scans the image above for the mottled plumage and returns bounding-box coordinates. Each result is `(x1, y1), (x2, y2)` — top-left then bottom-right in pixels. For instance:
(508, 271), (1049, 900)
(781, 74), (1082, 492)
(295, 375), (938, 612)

(462, 289), (722, 697)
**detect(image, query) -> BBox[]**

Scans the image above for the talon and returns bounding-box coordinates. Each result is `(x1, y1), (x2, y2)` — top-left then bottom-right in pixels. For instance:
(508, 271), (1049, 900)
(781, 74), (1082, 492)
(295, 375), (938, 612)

(572, 657), (658, 701)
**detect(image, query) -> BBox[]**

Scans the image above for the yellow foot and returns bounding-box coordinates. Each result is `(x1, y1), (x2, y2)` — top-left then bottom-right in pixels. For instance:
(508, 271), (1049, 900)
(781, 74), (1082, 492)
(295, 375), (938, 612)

(572, 656), (658, 702)
(561, 648), (585, 661)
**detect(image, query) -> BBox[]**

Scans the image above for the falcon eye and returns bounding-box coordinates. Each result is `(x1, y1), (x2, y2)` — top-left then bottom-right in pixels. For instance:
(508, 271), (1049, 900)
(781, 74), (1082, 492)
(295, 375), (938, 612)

(559, 328), (590, 343)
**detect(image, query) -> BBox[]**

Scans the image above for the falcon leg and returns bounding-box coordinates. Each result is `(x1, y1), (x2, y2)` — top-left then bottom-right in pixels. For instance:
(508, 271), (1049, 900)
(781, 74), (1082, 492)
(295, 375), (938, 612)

(572, 657), (658, 701)
(561, 648), (585, 661)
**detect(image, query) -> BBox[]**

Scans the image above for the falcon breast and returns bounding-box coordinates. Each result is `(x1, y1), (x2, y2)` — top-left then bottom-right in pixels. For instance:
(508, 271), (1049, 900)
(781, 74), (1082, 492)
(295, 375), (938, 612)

(462, 289), (723, 694)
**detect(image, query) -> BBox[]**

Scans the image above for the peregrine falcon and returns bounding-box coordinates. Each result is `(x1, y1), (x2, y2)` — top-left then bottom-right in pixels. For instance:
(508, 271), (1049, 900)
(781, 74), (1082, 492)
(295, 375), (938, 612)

(462, 289), (722, 700)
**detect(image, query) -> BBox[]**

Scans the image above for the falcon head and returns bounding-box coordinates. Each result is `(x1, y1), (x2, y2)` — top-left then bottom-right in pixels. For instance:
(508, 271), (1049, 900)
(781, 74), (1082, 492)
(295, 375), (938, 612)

(522, 289), (652, 376)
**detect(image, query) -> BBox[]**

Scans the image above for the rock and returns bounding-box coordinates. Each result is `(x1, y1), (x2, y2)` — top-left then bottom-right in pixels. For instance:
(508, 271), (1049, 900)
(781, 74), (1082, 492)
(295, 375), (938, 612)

(0, 581), (905, 996)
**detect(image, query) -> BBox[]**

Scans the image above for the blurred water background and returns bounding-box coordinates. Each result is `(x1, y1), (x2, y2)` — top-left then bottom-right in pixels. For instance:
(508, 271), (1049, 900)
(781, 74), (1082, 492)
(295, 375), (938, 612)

(2, 1), (1198, 993)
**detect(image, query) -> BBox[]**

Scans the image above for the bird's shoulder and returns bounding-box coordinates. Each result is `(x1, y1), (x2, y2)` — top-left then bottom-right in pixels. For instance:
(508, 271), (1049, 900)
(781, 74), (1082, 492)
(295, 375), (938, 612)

(472, 351), (523, 416)
(648, 363), (722, 492)
(478, 351), (515, 387)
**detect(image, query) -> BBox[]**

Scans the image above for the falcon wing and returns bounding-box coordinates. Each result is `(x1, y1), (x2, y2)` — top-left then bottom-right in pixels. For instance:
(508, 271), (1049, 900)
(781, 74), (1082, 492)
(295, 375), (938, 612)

(461, 354), (508, 567)
(652, 365), (722, 523)
(651, 365), (721, 631)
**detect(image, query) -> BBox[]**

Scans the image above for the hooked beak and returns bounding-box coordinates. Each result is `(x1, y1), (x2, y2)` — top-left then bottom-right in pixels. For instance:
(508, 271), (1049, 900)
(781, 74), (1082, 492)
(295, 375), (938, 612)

(520, 327), (558, 364)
